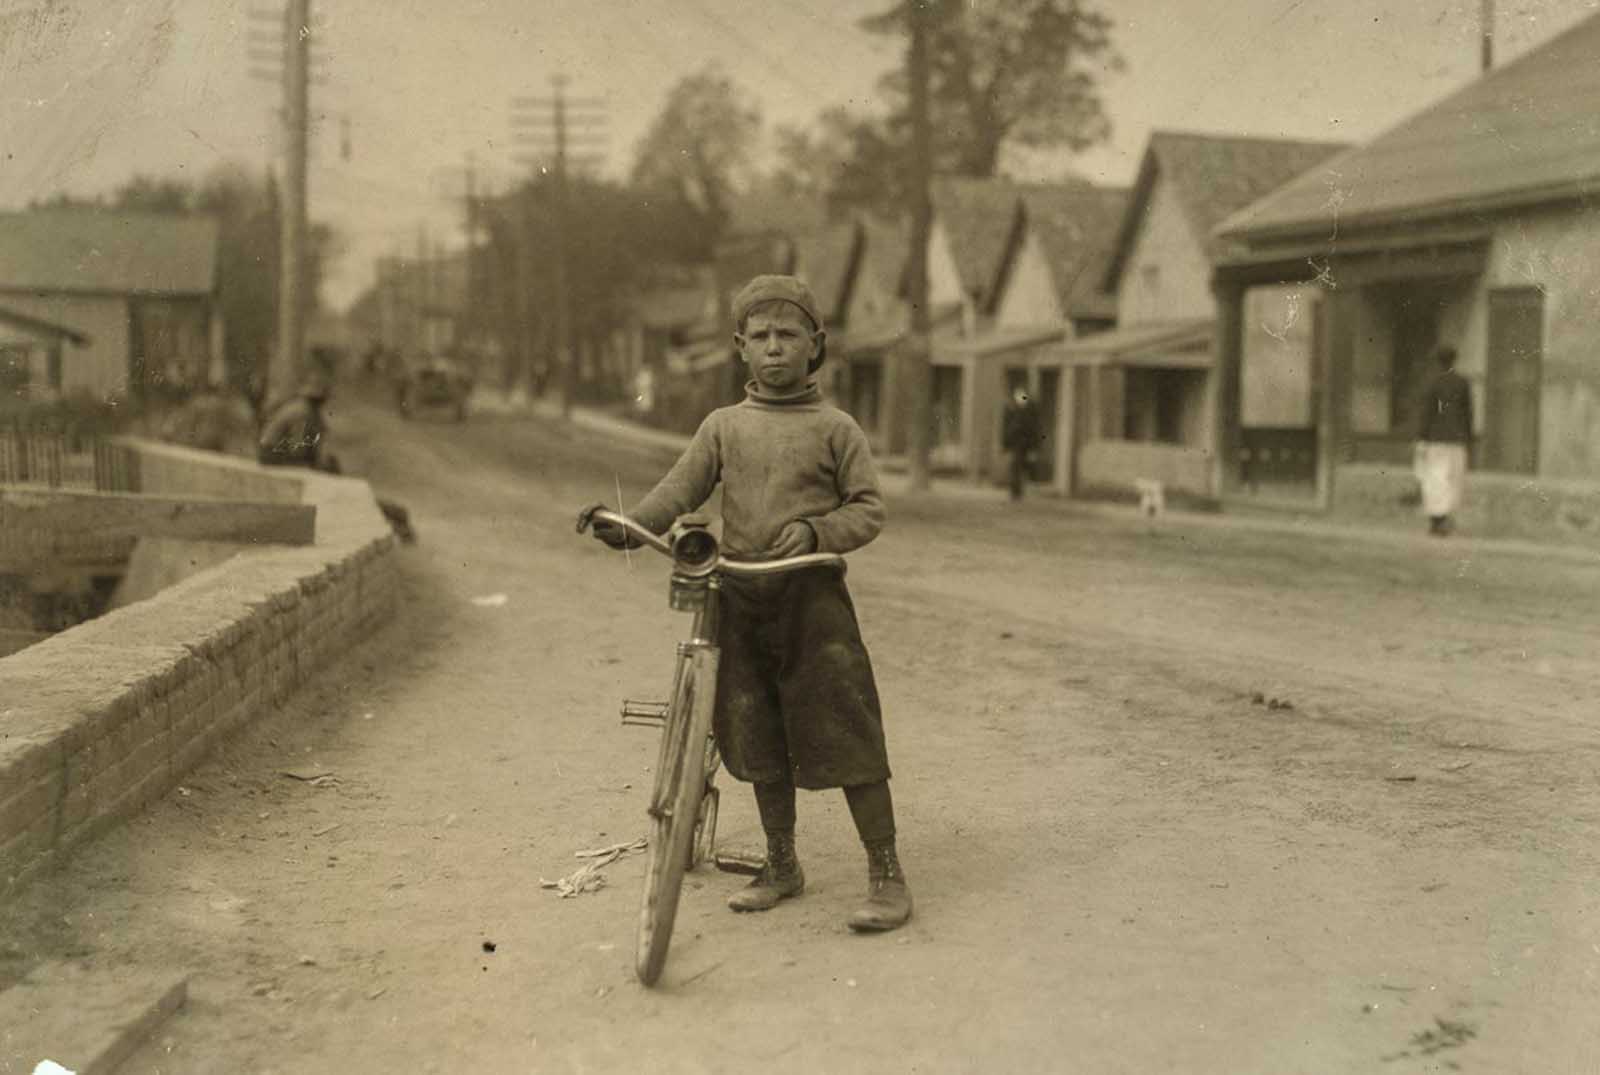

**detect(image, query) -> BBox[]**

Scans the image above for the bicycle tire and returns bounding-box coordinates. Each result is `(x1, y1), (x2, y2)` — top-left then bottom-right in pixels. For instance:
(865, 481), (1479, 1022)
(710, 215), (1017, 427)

(635, 646), (719, 986)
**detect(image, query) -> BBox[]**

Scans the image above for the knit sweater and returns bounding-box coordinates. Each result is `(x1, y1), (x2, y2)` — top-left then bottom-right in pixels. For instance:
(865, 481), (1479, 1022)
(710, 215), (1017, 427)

(630, 382), (885, 558)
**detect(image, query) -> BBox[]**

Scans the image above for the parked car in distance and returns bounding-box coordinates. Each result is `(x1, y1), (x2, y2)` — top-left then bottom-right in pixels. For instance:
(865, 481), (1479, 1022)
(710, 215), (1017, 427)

(397, 353), (473, 421)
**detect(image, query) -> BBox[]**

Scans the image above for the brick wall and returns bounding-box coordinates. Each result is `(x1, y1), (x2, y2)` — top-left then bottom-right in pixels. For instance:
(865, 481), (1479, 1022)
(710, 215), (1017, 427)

(0, 441), (397, 895)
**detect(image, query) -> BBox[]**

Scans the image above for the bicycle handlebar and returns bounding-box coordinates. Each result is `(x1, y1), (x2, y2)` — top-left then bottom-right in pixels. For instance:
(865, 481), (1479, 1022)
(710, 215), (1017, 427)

(578, 508), (846, 578)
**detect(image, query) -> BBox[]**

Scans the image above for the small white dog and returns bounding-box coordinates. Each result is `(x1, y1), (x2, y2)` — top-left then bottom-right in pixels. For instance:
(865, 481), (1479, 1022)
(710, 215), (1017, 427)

(1134, 478), (1165, 518)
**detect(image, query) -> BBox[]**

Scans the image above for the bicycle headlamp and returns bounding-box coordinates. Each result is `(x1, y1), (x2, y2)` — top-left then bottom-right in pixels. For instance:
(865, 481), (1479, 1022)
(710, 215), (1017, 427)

(668, 523), (719, 575)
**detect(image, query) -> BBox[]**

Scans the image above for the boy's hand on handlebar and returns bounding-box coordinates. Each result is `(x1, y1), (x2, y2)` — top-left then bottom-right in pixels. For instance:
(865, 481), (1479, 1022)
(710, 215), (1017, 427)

(577, 502), (642, 550)
(771, 521), (817, 558)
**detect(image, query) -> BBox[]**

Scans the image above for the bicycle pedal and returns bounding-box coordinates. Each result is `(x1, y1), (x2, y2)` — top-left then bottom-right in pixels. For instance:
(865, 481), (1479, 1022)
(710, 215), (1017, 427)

(620, 699), (668, 727)
(713, 849), (765, 875)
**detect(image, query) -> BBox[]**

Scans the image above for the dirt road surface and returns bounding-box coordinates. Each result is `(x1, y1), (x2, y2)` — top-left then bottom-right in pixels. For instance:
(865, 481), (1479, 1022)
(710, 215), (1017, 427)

(6, 392), (1600, 1074)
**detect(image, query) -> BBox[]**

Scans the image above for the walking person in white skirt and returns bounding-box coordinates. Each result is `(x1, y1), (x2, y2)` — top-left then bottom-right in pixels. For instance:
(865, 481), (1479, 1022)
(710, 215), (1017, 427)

(1413, 346), (1474, 537)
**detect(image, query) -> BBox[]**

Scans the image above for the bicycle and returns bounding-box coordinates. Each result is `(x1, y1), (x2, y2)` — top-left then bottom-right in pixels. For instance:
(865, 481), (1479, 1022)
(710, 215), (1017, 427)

(576, 507), (845, 986)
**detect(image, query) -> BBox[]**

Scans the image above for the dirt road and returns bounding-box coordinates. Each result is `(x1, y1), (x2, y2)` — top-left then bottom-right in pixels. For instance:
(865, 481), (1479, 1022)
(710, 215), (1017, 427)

(7, 392), (1600, 1074)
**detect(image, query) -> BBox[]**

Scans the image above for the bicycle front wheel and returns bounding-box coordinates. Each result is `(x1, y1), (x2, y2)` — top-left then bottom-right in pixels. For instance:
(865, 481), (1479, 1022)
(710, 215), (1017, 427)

(636, 645), (719, 986)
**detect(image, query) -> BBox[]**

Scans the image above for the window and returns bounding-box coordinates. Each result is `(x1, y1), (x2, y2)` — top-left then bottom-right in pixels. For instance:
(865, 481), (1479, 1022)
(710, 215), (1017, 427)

(1241, 284), (1315, 428)
(0, 345), (30, 393)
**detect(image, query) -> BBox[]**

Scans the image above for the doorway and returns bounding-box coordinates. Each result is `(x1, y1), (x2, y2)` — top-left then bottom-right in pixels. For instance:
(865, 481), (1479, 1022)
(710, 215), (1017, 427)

(1035, 368), (1061, 484)
(1485, 287), (1543, 474)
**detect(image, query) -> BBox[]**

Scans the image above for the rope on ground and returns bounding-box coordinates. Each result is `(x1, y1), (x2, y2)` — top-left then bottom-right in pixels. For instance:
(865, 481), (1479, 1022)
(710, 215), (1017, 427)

(539, 837), (648, 898)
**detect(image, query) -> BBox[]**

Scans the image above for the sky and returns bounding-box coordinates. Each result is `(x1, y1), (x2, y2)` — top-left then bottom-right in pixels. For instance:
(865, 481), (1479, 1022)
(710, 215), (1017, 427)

(3, 0), (1598, 309)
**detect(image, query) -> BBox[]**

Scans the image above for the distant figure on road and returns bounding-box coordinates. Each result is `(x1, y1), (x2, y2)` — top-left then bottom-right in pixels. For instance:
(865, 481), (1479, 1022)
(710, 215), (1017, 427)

(258, 370), (417, 544)
(1413, 346), (1473, 537)
(1001, 386), (1043, 501)
(582, 273), (912, 932)
(258, 370), (337, 473)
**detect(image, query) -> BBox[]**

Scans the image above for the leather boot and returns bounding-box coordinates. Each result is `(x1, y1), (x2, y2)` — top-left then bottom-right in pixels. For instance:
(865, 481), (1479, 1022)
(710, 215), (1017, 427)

(727, 830), (804, 912)
(848, 840), (912, 932)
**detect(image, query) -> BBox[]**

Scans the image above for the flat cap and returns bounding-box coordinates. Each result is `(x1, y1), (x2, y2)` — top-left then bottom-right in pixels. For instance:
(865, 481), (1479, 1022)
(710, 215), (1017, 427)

(731, 274), (824, 334)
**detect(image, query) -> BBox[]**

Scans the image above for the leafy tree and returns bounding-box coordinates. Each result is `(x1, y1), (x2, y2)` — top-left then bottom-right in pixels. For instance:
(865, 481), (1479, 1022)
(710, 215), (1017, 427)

(630, 65), (761, 242)
(775, 107), (908, 218)
(112, 175), (193, 213)
(862, 0), (1120, 177)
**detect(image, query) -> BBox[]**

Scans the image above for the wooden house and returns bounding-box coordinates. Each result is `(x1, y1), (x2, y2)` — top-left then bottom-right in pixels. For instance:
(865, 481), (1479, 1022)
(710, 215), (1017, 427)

(1214, 12), (1600, 543)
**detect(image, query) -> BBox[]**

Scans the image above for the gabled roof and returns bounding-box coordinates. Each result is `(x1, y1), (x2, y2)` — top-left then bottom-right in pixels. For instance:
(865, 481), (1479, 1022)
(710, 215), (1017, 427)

(1104, 131), (1348, 286)
(1219, 13), (1600, 241)
(0, 210), (220, 295)
(0, 304), (91, 344)
(1013, 184), (1128, 321)
(790, 219), (862, 325)
(855, 213), (910, 304)
(931, 176), (1036, 306)
(712, 230), (795, 321)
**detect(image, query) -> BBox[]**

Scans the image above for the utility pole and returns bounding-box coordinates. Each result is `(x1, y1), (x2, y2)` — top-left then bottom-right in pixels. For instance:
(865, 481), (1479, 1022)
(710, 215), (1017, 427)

(463, 152), (480, 357)
(415, 225), (429, 352)
(274, 0), (311, 400)
(510, 77), (606, 419)
(904, 0), (935, 491)
(551, 75), (573, 418)
(1480, 0), (1495, 72)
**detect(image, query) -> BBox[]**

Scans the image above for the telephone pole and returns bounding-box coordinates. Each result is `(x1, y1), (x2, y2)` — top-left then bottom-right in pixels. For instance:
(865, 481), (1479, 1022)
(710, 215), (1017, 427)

(275, 0), (311, 399)
(1480, 0), (1495, 72)
(904, 0), (935, 491)
(463, 152), (481, 355)
(510, 76), (606, 419)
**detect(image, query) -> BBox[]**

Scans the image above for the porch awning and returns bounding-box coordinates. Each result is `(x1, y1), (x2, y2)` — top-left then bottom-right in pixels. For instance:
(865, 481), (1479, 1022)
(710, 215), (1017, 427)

(1055, 318), (1213, 369)
(0, 304), (91, 345)
(939, 324), (1068, 360)
(840, 324), (906, 354)
(665, 338), (731, 375)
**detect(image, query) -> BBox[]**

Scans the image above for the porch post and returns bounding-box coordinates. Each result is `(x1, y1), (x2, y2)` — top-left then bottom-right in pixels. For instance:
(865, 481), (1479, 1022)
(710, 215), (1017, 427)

(1056, 358), (1076, 495)
(1210, 275), (1245, 499)
(1321, 283), (1357, 509)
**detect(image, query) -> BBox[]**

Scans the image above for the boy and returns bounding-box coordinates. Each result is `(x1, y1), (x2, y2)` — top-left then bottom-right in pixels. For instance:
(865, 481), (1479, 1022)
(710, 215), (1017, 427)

(581, 274), (911, 932)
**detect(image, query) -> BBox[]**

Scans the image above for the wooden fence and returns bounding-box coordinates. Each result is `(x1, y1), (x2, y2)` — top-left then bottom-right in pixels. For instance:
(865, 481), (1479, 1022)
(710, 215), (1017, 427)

(0, 429), (138, 492)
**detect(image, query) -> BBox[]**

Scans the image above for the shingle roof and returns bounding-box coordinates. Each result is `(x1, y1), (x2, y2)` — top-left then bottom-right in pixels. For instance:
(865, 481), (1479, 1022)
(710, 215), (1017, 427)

(1219, 13), (1600, 241)
(0, 210), (220, 295)
(1014, 184), (1128, 321)
(1105, 131), (1348, 284)
(855, 213), (909, 302)
(931, 176), (1033, 305)
(790, 220), (861, 324)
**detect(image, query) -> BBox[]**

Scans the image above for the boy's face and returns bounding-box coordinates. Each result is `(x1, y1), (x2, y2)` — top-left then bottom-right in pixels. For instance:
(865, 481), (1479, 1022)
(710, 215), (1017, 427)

(735, 304), (821, 393)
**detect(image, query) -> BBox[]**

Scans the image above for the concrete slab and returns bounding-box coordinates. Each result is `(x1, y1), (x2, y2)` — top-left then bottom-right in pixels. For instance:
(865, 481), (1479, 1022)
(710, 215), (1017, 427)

(0, 490), (314, 572)
(0, 962), (186, 1075)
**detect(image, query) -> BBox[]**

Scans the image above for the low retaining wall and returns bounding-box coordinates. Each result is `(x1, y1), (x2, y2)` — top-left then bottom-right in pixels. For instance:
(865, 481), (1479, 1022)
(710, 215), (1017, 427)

(1331, 463), (1600, 547)
(0, 440), (397, 896)
(1078, 439), (1216, 499)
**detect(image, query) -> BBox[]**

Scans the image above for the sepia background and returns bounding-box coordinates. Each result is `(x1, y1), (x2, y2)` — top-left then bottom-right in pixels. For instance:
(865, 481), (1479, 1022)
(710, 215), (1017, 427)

(4, 2), (1600, 1073)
